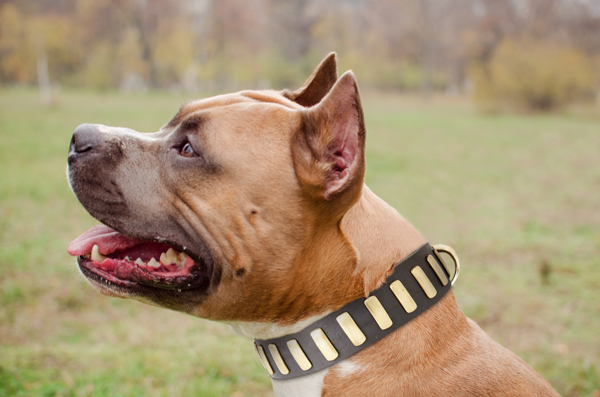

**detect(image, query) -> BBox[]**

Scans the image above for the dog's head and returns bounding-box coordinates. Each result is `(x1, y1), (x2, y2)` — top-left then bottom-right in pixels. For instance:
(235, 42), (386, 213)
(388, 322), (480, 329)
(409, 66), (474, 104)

(68, 54), (368, 323)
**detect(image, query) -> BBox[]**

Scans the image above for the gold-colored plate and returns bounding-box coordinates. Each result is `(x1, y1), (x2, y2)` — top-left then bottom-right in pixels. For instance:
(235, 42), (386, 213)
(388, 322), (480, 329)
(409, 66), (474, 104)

(310, 328), (339, 361)
(256, 344), (273, 374)
(268, 344), (290, 375)
(336, 312), (366, 346)
(389, 280), (417, 313)
(427, 254), (449, 286)
(364, 296), (393, 330)
(286, 339), (312, 371)
(411, 266), (437, 298)
(433, 249), (451, 275)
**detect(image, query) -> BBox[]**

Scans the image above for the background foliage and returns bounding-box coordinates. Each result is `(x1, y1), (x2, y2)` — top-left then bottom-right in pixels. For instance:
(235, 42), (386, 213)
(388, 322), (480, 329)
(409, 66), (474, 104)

(472, 40), (597, 111)
(0, 0), (599, 110)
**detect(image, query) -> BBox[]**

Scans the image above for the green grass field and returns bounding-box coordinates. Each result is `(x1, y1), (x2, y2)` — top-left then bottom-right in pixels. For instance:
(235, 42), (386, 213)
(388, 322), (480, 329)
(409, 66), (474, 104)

(1, 88), (599, 396)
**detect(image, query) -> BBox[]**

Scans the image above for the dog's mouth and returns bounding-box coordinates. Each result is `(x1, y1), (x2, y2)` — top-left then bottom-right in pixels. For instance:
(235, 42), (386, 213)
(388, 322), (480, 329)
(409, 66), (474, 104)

(68, 225), (205, 291)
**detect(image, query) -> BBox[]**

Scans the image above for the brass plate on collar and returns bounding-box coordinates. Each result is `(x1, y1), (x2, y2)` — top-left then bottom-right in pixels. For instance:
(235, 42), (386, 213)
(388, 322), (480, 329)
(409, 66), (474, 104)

(364, 296), (393, 330)
(389, 280), (417, 313)
(427, 255), (449, 286)
(268, 344), (290, 375)
(411, 266), (437, 298)
(310, 328), (339, 361)
(256, 344), (274, 374)
(433, 249), (451, 275)
(286, 339), (312, 371)
(336, 312), (367, 346)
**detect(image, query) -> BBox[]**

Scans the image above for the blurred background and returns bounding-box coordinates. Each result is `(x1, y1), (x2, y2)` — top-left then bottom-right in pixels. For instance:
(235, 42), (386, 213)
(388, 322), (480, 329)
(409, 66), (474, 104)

(2, 0), (600, 109)
(1, 0), (599, 396)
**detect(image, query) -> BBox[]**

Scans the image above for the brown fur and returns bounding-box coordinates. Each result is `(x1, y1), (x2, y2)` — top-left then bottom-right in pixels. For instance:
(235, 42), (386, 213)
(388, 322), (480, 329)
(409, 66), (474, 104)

(68, 53), (560, 395)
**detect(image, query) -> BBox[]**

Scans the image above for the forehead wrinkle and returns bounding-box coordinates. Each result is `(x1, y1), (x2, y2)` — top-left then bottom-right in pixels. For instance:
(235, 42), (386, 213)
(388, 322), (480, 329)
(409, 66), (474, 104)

(181, 112), (206, 132)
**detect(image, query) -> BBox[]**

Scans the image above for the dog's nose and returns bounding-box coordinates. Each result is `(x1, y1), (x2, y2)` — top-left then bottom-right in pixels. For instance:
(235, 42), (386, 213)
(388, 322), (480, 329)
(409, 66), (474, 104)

(69, 123), (101, 160)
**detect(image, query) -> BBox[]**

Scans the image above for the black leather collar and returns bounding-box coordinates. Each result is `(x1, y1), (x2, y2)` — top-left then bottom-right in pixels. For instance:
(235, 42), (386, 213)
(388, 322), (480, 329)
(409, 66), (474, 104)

(254, 243), (455, 379)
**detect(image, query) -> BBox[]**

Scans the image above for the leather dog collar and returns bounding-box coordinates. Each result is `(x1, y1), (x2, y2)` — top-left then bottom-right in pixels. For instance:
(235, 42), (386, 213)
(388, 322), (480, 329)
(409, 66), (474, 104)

(254, 243), (459, 379)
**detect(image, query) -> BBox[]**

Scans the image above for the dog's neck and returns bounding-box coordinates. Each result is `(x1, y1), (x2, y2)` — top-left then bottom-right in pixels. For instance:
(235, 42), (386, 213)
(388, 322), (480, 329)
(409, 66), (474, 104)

(342, 186), (428, 293)
(230, 186), (427, 339)
(231, 187), (463, 397)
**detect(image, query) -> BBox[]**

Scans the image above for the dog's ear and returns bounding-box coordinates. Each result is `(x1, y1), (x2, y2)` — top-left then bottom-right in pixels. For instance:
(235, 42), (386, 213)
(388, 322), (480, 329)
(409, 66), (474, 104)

(292, 71), (366, 207)
(282, 53), (338, 107)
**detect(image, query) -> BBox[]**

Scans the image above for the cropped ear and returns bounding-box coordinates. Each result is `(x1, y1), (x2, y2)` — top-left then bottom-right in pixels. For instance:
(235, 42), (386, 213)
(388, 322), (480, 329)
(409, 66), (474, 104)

(282, 53), (338, 107)
(292, 71), (366, 206)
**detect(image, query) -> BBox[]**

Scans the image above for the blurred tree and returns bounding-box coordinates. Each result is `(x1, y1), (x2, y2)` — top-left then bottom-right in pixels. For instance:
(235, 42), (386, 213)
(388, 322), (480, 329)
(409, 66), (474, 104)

(271, 0), (317, 62)
(0, 3), (36, 84)
(131, 0), (182, 88)
(114, 27), (148, 91)
(30, 13), (81, 84)
(472, 39), (596, 111)
(201, 0), (270, 89)
(152, 24), (196, 88)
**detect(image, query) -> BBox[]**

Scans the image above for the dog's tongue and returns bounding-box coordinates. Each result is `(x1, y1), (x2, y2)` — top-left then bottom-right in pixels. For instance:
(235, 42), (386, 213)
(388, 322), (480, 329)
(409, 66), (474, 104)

(68, 225), (143, 256)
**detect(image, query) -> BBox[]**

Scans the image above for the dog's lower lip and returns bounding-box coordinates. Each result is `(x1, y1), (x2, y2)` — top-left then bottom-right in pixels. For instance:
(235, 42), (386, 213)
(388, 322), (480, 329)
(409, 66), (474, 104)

(78, 265), (200, 298)
(77, 254), (206, 291)
(78, 261), (137, 288)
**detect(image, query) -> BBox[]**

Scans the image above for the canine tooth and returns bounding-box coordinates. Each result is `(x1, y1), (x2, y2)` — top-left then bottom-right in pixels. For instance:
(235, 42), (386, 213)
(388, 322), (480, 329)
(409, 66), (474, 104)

(91, 245), (107, 262)
(148, 258), (160, 268)
(135, 258), (145, 266)
(125, 256), (131, 262)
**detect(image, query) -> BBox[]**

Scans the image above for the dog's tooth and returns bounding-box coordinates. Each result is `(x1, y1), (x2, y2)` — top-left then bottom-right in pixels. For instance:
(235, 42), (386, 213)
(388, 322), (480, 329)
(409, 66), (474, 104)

(124, 256), (131, 262)
(166, 248), (178, 264)
(148, 258), (160, 268)
(176, 252), (187, 269)
(159, 252), (169, 265)
(135, 258), (145, 266)
(91, 245), (107, 262)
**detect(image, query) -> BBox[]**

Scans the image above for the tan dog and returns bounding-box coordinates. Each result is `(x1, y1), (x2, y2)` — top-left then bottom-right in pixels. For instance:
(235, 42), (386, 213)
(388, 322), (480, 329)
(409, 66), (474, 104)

(67, 54), (559, 396)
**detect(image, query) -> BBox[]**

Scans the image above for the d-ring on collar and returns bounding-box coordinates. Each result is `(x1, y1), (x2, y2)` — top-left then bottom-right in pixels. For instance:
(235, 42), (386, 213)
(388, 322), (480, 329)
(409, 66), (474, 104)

(254, 243), (460, 379)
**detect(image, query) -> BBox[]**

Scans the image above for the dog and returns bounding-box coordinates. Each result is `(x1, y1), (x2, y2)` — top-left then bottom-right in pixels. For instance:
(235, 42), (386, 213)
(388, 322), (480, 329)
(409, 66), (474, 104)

(67, 53), (559, 396)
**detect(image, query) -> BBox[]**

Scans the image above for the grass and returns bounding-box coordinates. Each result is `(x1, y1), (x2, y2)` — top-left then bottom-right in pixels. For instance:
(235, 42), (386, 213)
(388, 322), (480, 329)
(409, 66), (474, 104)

(1, 87), (599, 396)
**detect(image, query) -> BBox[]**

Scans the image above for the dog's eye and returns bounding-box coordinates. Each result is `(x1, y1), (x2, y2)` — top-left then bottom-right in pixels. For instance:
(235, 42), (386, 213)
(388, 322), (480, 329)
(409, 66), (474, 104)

(180, 142), (197, 158)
